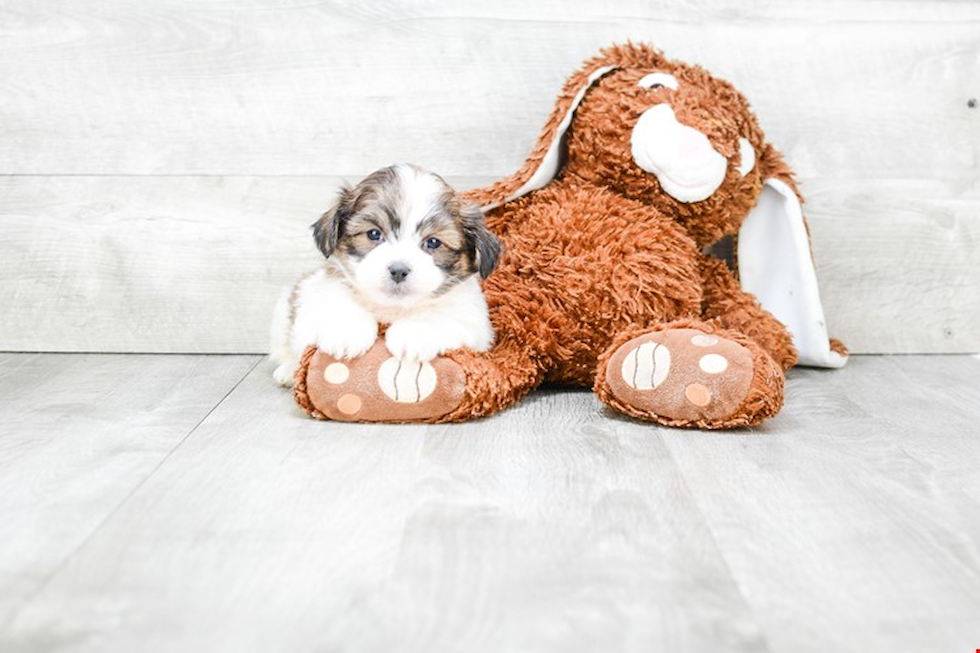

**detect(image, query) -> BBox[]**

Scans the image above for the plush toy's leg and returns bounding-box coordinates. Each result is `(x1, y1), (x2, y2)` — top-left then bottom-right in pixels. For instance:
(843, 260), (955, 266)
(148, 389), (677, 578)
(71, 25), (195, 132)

(294, 335), (545, 423)
(593, 319), (784, 429)
(435, 338), (546, 422)
(699, 254), (798, 371)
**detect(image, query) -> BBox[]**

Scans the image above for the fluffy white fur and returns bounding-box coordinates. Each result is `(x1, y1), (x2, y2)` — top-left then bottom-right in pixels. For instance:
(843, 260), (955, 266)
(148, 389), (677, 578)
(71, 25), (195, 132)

(270, 165), (495, 387)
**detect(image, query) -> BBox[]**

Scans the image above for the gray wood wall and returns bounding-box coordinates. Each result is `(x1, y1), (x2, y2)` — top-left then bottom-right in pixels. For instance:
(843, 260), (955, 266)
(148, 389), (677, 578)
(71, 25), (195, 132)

(1, 0), (978, 354)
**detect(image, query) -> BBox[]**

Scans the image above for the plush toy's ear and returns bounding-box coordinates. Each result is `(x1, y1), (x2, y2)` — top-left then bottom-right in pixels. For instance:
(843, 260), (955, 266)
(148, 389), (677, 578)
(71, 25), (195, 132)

(464, 65), (618, 209)
(737, 177), (848, 368)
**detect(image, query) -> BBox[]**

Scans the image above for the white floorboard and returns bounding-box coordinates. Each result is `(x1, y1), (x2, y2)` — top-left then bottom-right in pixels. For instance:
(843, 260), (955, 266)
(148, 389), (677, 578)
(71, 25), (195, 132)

(0, 354), (978, 653)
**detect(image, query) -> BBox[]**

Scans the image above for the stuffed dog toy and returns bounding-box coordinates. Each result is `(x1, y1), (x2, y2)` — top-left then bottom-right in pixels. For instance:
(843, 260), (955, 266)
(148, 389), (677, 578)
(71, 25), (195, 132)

(294, 42), (847, 429)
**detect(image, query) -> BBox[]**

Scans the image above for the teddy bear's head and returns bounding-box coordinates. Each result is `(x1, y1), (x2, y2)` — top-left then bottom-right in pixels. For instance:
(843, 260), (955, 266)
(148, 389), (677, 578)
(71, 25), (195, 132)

(470, 43), (800, 251)
(467, 43), (847, 370)
(565, 46), (782, 249)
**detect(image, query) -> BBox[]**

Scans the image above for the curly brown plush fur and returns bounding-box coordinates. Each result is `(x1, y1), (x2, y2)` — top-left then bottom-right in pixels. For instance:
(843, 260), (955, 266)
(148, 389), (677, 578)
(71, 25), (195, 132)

(294, 42), (846, 429)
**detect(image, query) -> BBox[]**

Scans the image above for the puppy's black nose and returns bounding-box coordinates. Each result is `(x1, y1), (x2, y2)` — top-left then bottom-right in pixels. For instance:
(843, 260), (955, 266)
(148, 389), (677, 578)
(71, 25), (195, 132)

(388, 262), (411, 283)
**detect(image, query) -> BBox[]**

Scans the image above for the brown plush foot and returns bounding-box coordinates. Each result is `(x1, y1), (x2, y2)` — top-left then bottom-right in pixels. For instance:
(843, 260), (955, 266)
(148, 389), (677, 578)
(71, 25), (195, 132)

(596, 326), (784, 429)
(294, 341), (466, 423)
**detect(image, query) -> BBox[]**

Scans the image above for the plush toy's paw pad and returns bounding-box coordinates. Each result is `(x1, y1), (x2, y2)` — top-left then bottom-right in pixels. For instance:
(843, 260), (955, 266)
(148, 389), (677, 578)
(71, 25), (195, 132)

(299, 340), (466, 422)
(605, 328), (755, 423)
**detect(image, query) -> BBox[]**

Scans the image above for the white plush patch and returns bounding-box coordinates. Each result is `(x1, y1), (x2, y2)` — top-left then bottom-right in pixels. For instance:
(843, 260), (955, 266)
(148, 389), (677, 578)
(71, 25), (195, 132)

(323, 362), (350, 384)
(637, 72), (679, 90)
(738, 179), (848, 368)
(630, 104), (728, 203)
(699, 353), (729, 374)
(737, 137), (756, 177)
(378, 357), (437, 403)
(621, 341), (671, 390)
(691, 334), (719, 347)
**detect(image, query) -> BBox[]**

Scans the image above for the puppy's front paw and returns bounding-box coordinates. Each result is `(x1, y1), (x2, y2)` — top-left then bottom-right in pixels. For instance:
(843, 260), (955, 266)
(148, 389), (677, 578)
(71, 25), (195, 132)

(273, 362), (297, 388)
(385, 321), (451, 362)
(316, 316), (378, 360)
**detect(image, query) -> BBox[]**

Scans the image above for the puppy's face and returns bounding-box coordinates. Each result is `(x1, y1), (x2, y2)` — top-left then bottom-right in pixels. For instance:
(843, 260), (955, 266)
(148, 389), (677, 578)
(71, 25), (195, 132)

(312, 164), (500, 308)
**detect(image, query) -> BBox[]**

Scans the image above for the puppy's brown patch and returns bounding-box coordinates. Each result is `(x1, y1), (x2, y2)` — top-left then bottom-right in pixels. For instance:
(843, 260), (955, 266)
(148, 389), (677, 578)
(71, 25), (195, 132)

(417, 205), (473, 281)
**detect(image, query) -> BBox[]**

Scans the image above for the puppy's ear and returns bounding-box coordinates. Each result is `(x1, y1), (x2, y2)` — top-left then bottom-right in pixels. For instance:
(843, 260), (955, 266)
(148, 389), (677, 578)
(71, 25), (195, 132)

(311, 186), (355, 258)
(460, 203), (502, 279)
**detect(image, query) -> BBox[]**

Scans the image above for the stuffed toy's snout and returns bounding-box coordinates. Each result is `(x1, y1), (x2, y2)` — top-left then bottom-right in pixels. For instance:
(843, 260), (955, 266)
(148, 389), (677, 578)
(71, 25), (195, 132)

(630, 103), (731, 202)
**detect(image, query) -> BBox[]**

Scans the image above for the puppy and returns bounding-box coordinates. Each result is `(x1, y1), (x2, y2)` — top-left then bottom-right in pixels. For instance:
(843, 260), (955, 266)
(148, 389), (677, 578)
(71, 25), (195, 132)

(270, 164), (501, 387)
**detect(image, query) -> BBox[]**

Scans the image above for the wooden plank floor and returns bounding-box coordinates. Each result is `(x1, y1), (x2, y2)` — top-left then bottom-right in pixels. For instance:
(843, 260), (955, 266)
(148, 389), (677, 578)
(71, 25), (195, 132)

(0, 353), (978, 653)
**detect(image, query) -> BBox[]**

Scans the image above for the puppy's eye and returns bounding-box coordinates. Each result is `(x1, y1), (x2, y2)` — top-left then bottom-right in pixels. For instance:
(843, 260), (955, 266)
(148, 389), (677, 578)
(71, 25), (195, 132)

(366, 229), (383, 241)
(424, 237), (442, 250)
(649, 83), (664, 91)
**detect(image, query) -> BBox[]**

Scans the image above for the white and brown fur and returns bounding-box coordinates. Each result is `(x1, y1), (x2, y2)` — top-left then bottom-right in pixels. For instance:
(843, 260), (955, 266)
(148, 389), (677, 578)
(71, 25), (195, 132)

(270, 164), (501, 387)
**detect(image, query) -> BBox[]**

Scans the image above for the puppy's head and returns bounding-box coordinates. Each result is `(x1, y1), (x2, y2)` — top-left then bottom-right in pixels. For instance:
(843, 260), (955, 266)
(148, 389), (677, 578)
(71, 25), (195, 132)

(312, 164), (501, 307)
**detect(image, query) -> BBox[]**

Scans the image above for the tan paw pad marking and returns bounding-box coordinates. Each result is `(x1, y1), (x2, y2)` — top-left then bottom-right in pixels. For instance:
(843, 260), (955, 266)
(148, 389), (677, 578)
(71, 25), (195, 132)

(620, 341), (671, 390)
(377, 357), (438, 403)
(684, 383), (712, 407)
(336, 393), (362, 415)
(323, 362), (350, 384)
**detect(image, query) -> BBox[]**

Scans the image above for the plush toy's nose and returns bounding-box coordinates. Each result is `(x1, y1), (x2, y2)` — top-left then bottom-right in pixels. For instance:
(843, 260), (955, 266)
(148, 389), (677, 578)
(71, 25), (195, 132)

(630, 104), (728, 202)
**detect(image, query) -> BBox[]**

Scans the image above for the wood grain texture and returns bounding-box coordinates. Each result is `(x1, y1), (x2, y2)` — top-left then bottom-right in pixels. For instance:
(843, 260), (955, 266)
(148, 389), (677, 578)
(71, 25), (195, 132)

(0, 353), (978, 652)
(0, 175), (485, 353)
(0, 357), (767, 653)
(0, 352), (259, 630)
(0, 175), (976, 354)
(0, 1), (977, 177)
(657, 356), (980, 653)
(0, 0), (977, 353)
(803, 178), (980, 354)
